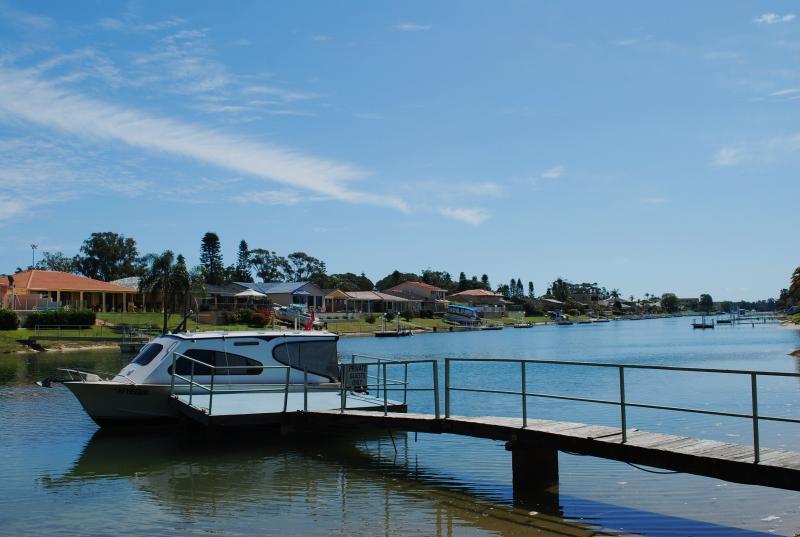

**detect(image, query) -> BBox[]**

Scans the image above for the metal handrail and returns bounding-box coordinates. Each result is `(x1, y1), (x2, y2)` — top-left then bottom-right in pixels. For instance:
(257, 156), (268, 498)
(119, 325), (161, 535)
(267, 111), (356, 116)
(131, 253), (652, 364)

(169, 352), (292, 416)
(339, 358), (439, 417)
(444, 358), (800, 463)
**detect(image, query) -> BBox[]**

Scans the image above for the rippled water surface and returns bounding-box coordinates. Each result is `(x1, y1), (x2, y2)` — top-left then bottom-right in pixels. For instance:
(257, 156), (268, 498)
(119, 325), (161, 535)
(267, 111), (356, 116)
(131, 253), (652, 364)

(1, 318), (798, 536)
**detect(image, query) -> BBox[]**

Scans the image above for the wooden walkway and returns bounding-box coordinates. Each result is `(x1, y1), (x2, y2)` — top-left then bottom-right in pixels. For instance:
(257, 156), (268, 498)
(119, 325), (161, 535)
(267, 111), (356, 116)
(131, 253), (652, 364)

(303, 410), (800, 491)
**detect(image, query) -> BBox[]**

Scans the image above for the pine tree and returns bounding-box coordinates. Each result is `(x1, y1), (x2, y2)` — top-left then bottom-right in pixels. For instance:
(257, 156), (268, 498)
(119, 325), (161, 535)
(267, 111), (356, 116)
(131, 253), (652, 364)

(528, 281), (535, 300)
(515, 279), (524, 299)
(481, 274), (490, 290)
(199, 232), (224, 285)
(458, 272), (468, 291)
(235, 240), (253, 282)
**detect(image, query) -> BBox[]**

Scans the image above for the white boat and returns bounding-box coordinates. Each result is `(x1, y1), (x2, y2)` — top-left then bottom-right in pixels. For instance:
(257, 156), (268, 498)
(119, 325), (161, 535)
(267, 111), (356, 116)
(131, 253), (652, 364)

(58, 330), (374, 427)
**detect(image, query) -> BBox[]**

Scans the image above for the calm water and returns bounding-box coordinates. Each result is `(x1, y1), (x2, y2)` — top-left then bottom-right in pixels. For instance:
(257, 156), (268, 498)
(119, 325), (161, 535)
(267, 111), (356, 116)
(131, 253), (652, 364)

(1, 318), (798, 536)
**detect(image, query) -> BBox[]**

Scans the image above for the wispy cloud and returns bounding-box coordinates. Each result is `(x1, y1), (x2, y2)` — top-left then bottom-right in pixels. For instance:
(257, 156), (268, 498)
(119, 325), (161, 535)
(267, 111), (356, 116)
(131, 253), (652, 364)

(541, 165), (565, 179)
(439, 207), (489, 225)
(768, 88), (800, 97)
(753, 13), (796, 25)
(712, 147), (740, 167)
(640, 196), (667, 205)
(461, 182), (504, 197)
(615, 38), (638, 46)
(0, 4), (54, 29)
(0, 67), (407, 211)
(98, 15), (187, 33)
(233, 190), (306, 205)
(396, 23), (431, 32)
(310, 34), (331, 42)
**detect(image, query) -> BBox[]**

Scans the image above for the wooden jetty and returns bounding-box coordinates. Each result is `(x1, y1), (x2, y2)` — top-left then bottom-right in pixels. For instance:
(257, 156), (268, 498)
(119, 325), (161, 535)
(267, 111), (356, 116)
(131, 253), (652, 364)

(168, 355), (800, 505)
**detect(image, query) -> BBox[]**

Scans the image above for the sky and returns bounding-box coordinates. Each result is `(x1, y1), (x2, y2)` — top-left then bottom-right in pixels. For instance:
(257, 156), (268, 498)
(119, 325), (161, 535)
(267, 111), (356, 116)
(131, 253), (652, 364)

(0, 1), (798, 301)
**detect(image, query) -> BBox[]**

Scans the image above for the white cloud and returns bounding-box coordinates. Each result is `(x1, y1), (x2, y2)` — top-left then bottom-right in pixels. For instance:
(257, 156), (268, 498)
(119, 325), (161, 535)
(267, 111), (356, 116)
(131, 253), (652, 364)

(243, 85), (319, 102)
(0, 67), (408, 211)
(0, 197), (26, 220)
(439, 207), (489, 225)
(712, 147), (740, 167)
(461, 182), (504, 196)
(98, 15), (187, 33)
(753, 13), (796, 24)
(0, 4), (54, 29)
(541, 165), (565, 179)
(233, 190), (306, 205)
(396, 23), (431, 32)
(311, 34), (331, 42)
(769, 88), (800, 97)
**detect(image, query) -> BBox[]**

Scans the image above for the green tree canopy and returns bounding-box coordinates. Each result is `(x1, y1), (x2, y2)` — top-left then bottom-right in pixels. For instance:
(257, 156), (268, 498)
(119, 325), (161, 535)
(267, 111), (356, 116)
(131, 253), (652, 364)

(249, 249), (290, 282)
(199, 232), (224, 285)
(699, 293), (714, 312)
(36, 251), (77, 273)
(661, 293), (679, 313)
(73, 232), (144, 282)
(375, 270), (418, 291)
(286, 252), (326, 281)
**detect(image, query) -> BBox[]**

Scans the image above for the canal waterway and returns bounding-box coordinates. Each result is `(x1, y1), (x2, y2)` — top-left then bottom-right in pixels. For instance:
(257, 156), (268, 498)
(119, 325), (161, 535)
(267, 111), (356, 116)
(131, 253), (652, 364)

(1, 317), (798, 536)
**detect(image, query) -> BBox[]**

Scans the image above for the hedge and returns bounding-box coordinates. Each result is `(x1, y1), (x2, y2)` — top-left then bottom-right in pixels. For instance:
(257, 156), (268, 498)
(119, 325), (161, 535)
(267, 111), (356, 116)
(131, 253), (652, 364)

(0, 309), (19, 330)
(24, 309), (97, 329)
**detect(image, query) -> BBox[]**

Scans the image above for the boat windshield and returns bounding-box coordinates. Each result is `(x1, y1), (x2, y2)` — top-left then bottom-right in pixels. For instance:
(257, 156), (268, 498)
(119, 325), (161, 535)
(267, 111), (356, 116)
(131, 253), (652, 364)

(131, 343), (164, 366)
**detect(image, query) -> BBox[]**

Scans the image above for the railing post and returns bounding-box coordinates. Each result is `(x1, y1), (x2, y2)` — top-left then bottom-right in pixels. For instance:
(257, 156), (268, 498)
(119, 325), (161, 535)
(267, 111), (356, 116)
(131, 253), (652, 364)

(283, 367), (290, 413)
(751, 373), (760, 463)
(208, 366), (215, 416)
(383, 362), (388, 416)
(445, 359), (450, 419)
(189, 360), (195, 406)
(303, 368), (308, 412)
(340, 365), (348, 414)
(619, 366), (626, 443)
(432, 360), (440, 419)
(403, 363), (409, 405)
(169, 352), (177, 396)
(521, 361), (527, 428)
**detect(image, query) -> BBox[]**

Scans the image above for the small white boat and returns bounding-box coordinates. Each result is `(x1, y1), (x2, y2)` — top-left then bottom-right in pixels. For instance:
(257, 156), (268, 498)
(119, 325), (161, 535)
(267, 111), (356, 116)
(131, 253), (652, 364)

(57, 330), (380, 427)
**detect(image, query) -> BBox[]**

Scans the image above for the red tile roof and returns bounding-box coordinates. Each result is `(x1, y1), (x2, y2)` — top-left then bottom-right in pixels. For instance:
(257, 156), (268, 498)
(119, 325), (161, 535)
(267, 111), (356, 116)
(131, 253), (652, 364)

(449, 288), (502, 297)
(389, 281), (447, 292)
(0, 270), (135, 293)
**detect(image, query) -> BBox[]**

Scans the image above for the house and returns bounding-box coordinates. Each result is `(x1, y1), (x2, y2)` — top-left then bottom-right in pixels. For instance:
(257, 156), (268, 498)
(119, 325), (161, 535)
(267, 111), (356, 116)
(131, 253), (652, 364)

(677, 297), (700, 311)
(236, 281), (326, 311)
(385, 281), (449, 312)
(345, 291), (420, 314)
(1, 270), (141, 312)
(323, 289), (352, 313)
(448, 289), (509, 318)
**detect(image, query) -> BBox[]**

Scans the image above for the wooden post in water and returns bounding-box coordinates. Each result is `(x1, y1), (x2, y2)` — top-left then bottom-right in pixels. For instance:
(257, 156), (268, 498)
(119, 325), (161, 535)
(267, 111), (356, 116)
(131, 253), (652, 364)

(505, 442), (560, 515)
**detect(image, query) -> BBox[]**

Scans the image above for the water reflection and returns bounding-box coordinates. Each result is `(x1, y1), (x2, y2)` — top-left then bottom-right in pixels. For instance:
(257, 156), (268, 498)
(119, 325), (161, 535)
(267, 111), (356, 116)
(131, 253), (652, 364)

(43, 428), (608, 537)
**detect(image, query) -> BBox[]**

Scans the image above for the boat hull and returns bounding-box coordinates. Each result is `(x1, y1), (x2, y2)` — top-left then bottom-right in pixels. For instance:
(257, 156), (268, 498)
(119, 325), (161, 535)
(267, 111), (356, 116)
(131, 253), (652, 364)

(65, 382), (178, 426)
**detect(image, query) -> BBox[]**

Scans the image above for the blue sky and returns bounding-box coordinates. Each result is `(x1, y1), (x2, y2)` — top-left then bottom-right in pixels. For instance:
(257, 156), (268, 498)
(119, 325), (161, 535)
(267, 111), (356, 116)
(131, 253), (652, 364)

(0, 1), (797, 300)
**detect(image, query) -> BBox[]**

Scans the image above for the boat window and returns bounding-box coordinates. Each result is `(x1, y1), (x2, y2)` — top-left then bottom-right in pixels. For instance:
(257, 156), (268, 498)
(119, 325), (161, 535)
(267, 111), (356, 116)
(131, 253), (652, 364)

(234, 341), (259, 346)
(131, 343), (164, 366)
(272, 340), (338, 381)
(168, 349), (263, 376)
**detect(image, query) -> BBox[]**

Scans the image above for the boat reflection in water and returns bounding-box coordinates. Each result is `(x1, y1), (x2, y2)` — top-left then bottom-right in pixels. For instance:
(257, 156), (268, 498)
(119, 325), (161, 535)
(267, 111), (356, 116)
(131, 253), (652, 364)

(43, 428), (603, 537)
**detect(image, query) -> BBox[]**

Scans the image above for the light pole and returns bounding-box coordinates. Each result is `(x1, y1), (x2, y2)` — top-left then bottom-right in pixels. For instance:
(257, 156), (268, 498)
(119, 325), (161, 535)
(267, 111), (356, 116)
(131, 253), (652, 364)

(30, 244), (38, 268)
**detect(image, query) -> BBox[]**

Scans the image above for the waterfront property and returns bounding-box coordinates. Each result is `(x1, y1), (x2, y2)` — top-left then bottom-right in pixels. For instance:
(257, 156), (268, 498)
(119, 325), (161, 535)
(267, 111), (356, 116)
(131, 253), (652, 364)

(448, 288), (509, 318)
(0, 270), (142, 312)
(345, 290), (420, 314)
(385, 281), (449, 312)
(236, 281), (326, 311)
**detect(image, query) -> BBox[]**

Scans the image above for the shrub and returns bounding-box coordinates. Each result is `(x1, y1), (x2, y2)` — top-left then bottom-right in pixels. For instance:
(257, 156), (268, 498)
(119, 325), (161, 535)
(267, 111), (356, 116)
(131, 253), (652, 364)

(0, 309), (19, 330)
(568, 309), (580, 317)
(250, 312), (268, 328)
(364, 314), (376, 324)
(24, 309), (96, 329)
(523, 303), (542, 316)
(237, 308), (254, 324)
(418, 309), (434, 319)
(385, 312), (396, 322)
(400, 310), (414, 322)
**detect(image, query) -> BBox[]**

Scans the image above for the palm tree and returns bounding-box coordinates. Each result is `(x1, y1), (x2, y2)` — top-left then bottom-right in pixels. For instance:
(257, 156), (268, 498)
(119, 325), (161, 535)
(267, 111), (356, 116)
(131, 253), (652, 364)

(139, 250), (181, 334)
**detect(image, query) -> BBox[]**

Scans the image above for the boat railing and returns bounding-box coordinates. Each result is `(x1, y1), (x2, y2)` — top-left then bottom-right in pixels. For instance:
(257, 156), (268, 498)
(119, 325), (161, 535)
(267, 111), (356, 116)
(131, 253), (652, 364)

(169, 351), (295, 416)
(339, 358), (439, 418)
(444, 358), (800, 463)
